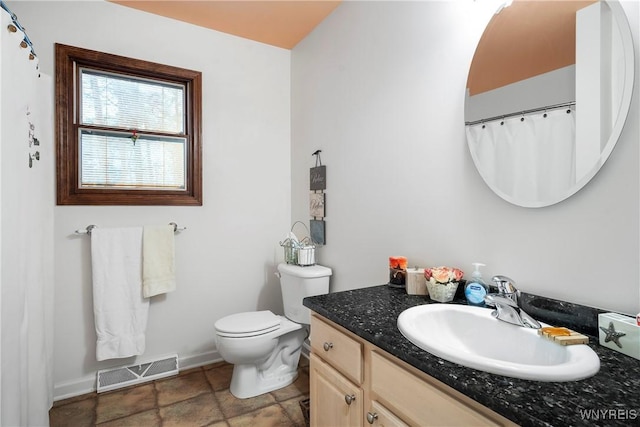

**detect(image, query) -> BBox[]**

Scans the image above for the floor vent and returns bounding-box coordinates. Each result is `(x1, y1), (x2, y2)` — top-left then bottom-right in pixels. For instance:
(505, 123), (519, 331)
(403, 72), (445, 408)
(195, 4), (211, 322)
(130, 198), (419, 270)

(97, 354), (179, 393)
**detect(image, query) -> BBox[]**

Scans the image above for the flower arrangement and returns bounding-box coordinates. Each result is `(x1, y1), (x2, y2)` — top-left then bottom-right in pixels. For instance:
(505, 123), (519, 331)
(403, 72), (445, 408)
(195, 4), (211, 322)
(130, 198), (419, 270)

(424, 266), (463, 303)
(424, 266), (464, 285)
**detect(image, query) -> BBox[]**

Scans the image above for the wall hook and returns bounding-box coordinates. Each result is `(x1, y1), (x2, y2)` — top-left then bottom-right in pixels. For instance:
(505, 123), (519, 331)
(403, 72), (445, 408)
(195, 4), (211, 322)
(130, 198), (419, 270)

(312, 149), (322, 167)
(28, 151), (40, 168)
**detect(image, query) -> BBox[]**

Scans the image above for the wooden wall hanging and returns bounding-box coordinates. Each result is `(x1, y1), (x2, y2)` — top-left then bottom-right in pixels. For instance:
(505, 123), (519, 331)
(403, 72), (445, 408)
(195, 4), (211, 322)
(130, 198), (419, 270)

(310, 150), (326, 245)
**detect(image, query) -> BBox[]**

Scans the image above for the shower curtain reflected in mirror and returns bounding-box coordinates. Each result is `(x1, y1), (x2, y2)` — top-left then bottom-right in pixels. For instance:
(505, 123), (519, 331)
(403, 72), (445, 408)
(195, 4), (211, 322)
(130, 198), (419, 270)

(467, 107), (576, 205)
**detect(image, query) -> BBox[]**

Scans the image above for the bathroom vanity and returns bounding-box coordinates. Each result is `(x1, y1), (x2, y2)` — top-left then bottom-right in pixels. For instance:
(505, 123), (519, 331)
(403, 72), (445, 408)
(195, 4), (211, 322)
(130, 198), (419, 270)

(304, 285), (640, 427)
(310, 313), (516, 426)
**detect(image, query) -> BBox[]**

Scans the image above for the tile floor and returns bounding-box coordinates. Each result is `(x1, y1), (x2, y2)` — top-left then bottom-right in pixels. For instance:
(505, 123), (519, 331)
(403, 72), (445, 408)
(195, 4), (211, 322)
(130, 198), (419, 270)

(49, 358), (310, 427)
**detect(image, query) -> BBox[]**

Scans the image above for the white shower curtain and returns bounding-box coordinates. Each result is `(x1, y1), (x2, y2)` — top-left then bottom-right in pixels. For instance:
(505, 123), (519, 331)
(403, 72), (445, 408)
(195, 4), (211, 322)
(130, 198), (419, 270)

(1, 7), (54, 426)
(467, 107), (576, 204)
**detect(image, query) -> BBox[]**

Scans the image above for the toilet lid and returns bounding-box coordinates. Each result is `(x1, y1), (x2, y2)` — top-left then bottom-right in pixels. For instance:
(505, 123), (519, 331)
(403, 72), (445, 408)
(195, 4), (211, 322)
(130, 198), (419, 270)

(215, 310), (281, 336)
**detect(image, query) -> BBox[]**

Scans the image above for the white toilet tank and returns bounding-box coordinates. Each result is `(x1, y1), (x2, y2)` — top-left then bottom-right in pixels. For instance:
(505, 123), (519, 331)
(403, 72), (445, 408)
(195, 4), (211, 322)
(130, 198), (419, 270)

(277, 263), (332, 324)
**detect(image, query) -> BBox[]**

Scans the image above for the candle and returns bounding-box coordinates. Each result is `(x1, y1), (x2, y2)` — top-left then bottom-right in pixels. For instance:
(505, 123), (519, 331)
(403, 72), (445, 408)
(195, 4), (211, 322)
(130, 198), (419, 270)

(388, 256), (408, 288)
(389, 256), (408, 270)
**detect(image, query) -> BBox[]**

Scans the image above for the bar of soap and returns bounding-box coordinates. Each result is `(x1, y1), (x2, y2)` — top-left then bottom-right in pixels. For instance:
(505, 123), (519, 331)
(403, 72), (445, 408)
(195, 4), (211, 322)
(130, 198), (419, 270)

(538, 327), (589, 345)
(540, 327), (571, 336)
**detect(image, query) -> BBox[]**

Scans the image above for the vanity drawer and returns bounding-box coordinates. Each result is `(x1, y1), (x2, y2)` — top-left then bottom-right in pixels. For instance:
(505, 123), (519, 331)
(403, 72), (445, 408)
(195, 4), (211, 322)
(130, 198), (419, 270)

(371, 351), (510, 426)
(311, 315), (363, 385)
(368, 400), (409, 427)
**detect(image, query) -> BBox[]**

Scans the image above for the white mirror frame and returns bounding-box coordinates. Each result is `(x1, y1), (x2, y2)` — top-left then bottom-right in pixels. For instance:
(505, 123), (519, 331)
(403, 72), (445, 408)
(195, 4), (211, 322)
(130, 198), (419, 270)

(466, 0), (635, 208)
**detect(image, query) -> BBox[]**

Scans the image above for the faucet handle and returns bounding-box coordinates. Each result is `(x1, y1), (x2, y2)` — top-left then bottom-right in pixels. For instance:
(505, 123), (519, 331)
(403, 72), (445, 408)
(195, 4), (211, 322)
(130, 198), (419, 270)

(484, 293), (540, 328)
(492, 275), (517, 294)
(484, 293), (518, 308)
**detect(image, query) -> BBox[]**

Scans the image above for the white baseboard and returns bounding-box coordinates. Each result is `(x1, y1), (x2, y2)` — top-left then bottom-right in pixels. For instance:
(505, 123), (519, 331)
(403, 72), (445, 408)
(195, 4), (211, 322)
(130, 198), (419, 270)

(179, 350), (223, 371)
(54, 375), (97, 402)
(53, 350), (222, 402)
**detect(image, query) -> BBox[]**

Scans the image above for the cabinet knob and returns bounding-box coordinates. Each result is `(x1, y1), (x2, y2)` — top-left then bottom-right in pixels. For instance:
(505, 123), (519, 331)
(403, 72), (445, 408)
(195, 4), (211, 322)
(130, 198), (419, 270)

(323, 342), (334, 351)
(366, 412), (378, 424)
(344, 394), (356, 405)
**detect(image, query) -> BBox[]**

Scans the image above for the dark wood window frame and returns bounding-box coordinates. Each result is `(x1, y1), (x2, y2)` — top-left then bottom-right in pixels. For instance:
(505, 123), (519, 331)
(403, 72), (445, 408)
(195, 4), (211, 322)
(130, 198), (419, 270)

(55, 43), (202, 205)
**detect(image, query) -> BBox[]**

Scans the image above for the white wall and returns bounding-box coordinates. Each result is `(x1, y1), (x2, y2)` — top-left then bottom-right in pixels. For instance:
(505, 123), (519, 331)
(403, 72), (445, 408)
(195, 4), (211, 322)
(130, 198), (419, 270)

(9, 0), (292, 399)
(464, 65), (575, 122)
(292, 1), (639, 314)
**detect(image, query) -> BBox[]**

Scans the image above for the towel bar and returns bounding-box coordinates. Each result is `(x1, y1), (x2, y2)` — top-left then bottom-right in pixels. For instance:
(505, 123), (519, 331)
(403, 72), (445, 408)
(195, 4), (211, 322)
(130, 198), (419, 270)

(74, 223), (186, 235)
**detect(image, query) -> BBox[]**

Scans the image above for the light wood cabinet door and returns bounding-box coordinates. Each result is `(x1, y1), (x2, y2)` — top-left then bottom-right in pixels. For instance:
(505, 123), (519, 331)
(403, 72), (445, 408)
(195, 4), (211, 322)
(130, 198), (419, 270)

(370, 351), (508, 426)
(310, 353), (363, 427)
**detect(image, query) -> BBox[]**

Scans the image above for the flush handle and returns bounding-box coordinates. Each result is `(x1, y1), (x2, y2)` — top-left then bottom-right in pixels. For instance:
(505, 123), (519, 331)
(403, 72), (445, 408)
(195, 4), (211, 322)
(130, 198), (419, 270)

(344, 394), (356, 405)
(366, 412), (378, 424)
(323, 342), (333, 351)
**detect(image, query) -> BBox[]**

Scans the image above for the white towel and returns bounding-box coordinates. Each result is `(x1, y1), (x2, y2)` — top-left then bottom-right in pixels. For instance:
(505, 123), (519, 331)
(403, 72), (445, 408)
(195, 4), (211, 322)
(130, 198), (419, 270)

(142, 225), (176, 298)
(91, 227), (149, 361)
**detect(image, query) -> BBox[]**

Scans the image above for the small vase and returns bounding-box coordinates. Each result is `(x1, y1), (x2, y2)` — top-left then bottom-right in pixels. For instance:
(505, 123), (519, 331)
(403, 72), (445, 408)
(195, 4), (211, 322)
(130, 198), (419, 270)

(426, 281), (459, 303)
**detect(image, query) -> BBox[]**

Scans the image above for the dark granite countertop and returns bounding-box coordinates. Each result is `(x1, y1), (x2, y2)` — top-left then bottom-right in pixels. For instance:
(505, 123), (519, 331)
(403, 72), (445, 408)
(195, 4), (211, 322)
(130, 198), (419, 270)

(303, 285), (640, 427)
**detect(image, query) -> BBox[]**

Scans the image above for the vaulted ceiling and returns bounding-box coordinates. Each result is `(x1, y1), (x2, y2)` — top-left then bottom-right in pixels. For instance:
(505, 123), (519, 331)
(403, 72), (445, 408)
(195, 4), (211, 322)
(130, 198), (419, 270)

(110, 0), (342, 49)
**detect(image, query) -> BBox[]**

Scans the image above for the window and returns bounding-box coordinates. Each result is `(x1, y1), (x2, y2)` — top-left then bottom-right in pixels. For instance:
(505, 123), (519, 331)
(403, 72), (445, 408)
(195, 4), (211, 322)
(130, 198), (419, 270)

(55, 44), (202, 205)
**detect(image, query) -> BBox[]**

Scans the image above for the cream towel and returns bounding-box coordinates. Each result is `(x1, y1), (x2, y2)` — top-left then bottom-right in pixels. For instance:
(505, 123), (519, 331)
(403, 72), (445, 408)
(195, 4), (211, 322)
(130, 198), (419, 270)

(143, 225), (176, 298)
(91, 227), (148, 361)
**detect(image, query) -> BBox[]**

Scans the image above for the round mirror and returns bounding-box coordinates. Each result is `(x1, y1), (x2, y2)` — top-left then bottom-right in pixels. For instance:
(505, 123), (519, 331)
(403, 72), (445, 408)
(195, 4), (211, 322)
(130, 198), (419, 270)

(465, 0), (634, 208)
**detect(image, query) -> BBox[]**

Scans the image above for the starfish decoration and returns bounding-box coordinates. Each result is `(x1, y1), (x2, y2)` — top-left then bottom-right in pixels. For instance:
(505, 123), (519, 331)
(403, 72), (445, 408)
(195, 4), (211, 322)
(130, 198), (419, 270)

(600, 322), (626, 348)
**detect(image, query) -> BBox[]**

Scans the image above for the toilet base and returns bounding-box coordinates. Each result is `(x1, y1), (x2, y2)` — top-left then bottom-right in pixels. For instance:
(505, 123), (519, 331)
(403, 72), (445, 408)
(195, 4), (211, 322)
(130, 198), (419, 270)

(228, 326), (306, 399)
(230, 363), (299, 399)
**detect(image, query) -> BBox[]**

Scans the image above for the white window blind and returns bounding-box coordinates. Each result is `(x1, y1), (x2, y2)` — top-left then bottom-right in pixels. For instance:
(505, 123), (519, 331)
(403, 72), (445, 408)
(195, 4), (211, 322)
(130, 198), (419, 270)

(80, 130), (186, 189)
(80, 69), (185, 133)
(78, 69), (187, 190)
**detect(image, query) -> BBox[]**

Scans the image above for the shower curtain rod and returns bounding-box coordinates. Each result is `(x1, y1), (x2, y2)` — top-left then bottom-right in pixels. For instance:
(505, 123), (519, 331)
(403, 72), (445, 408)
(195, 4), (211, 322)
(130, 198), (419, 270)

(74, 222), (187, 235)
(1, 0), (37, 58)
(465, 101), (575, 126)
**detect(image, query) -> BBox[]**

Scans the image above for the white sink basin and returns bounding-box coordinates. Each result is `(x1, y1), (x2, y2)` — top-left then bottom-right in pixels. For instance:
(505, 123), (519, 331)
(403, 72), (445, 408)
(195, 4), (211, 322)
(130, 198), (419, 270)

(397, 304), (600, 382)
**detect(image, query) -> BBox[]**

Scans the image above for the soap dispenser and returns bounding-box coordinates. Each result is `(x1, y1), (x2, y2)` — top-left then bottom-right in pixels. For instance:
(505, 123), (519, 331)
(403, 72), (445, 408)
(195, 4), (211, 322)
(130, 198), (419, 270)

(465, 263), (489, 306)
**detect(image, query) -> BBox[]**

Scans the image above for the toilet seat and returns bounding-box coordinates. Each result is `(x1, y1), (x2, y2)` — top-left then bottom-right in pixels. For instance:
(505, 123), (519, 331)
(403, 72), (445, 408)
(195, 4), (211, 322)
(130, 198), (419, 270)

(215, 310), (281, 338)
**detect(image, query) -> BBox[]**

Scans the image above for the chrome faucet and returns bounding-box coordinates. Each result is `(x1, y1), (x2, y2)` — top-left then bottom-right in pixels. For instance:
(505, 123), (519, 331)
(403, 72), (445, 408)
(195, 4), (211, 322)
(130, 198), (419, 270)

(492, 275), (519, 303)
(484, 276), (541, 329)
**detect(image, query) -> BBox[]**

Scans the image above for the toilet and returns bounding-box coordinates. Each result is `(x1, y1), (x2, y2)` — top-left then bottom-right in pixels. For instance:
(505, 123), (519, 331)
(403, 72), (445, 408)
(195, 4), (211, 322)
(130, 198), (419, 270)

(214, 263), (332, 398)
